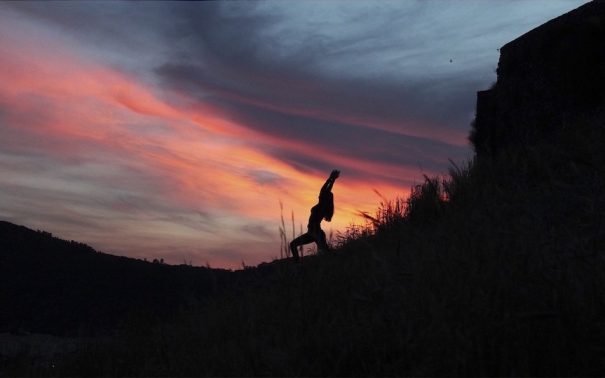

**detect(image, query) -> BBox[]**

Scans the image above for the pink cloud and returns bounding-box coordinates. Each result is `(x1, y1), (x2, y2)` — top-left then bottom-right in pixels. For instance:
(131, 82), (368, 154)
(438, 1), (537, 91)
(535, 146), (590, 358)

(0, 20), (432, 268)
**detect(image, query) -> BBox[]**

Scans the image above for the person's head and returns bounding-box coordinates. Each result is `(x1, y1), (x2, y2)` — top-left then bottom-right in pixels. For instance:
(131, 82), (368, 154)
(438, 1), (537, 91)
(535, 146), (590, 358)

(319, 191), (334, 221)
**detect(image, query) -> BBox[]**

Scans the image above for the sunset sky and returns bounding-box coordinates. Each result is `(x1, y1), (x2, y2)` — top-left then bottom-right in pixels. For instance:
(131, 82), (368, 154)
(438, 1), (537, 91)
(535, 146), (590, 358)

(0, 1), (588, 268)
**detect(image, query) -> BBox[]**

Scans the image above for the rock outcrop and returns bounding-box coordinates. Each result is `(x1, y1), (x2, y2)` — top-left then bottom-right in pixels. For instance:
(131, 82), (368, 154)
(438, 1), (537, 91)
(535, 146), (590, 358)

(471, 0), (605, 158)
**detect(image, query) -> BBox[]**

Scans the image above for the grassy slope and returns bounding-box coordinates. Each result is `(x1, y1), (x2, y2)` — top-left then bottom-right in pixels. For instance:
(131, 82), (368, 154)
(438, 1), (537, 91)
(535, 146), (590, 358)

(6, 119), (604, 376)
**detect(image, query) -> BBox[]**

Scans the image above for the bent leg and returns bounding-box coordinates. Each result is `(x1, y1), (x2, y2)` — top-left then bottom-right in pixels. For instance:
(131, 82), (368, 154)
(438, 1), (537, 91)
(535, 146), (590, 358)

(316, 229), (329, 253)
(290, 232), (314, 260)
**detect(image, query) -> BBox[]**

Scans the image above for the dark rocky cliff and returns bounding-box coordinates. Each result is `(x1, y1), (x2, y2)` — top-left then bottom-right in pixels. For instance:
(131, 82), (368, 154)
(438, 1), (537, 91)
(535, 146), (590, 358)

(471, 0), (605, 158)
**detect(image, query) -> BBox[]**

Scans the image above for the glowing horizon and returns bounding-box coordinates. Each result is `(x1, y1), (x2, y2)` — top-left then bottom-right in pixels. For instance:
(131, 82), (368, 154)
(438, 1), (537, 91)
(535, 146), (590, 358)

(0, 1), (587, 268)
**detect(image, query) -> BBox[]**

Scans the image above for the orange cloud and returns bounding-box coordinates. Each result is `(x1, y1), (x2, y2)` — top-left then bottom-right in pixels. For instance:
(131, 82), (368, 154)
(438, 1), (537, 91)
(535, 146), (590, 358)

(0, 25), (424, 269)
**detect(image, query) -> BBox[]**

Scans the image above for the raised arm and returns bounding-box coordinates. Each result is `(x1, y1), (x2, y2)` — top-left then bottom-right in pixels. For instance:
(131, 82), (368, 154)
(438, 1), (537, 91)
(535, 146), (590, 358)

(320, 169), (340, 195)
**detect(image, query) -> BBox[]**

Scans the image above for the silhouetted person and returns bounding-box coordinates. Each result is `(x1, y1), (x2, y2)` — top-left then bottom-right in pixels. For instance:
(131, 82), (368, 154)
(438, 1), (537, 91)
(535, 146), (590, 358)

(290, 169), (340, 261)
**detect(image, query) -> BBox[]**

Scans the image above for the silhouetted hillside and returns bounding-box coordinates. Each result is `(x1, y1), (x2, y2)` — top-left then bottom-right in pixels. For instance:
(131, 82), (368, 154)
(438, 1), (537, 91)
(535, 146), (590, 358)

(0, 221), (231, 336)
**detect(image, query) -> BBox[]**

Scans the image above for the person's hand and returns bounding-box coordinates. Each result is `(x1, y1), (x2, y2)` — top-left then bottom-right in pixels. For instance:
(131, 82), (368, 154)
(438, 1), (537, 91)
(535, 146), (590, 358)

(330, 169), (340, 180)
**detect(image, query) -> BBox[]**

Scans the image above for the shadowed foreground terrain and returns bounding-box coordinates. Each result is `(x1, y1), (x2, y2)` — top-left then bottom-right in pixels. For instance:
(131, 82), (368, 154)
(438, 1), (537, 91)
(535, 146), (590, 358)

(3, 1), (605, 376)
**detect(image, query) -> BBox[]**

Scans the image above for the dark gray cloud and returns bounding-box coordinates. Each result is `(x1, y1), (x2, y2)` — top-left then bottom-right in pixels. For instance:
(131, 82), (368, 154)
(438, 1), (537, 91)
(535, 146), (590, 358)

(6, 0), (588, 179)
(2, 1), (172, 68)
(149, 0), (586, 176)
(240, 222), (274, 239)
(2, 2), (469, 180)
(153, 2), (480, 134)
(248, 169), (284, 186)
(209, 100), (469, 174)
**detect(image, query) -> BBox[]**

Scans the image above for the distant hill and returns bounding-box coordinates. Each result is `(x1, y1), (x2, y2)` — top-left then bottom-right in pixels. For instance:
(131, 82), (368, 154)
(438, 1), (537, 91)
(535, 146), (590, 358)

(0, 220), (232, 336)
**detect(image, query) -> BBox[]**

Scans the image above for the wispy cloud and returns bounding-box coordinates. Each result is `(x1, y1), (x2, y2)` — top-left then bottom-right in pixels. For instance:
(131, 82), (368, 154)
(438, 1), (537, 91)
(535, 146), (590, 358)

(0, 0), (588, 267)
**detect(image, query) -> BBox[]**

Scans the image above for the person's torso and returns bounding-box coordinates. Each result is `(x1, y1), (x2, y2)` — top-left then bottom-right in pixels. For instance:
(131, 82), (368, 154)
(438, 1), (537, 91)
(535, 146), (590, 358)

(308, 204), (323, 226)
